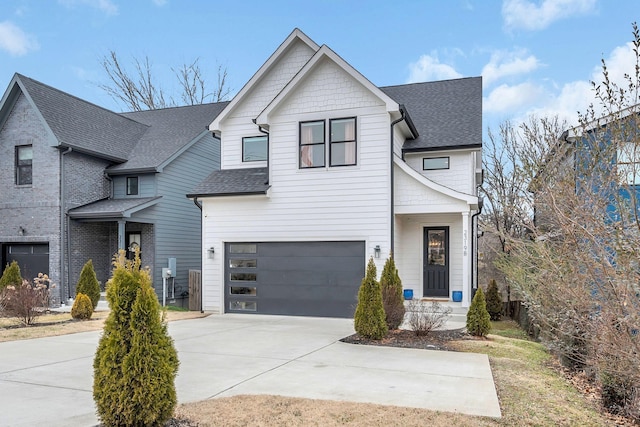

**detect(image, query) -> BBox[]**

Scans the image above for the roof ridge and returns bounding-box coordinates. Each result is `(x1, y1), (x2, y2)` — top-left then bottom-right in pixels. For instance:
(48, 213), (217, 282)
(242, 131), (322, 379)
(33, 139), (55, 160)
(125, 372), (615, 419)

(380, 76), (481, 90)
(121, 100), (231, 115)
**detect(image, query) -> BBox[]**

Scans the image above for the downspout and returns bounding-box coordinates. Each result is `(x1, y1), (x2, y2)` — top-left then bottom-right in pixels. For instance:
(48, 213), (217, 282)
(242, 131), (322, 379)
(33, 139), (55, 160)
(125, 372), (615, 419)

(60, 147), (72, 304)
(390, 110), (406, 255)
(257, 125), (270, 185)
(192, 197), (204, 313)
(471, 197), (483, 298)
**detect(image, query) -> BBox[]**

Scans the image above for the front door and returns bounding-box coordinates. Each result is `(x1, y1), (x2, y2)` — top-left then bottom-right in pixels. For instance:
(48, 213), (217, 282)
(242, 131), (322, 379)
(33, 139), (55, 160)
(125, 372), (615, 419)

(423, 227), (449, 298)
(126, 232), (141, 260)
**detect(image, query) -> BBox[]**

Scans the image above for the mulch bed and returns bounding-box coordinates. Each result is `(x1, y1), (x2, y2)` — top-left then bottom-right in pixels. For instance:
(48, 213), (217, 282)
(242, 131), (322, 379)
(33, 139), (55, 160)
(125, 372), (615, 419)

(340, 328), (469, 351)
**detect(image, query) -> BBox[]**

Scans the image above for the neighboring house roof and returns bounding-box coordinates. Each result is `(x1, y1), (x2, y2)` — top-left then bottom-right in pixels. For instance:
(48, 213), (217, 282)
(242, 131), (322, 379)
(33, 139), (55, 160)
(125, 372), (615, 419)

(187, 168), (270, 197)
(9, 74), (149, 161)
(68, 196), (162, 219)
(381, 77), (482, 152)
(110, 101), (229, 174)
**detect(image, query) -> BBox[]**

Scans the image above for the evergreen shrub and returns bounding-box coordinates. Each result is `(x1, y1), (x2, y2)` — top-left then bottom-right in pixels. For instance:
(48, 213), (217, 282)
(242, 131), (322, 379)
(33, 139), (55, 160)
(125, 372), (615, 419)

(0, 261), (23, 291)
(380, 254), (405, 330)
(76, 259), (101, 309)
(354, 257), (388, 340)
(485, 279), (503, 321)
(467, 287), (491, 337)
(71, 293), (93, 320)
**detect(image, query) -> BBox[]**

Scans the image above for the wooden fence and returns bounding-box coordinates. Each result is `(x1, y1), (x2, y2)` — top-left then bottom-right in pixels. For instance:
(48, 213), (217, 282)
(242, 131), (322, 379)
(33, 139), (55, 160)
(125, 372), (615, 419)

(188, 270), (201, 311)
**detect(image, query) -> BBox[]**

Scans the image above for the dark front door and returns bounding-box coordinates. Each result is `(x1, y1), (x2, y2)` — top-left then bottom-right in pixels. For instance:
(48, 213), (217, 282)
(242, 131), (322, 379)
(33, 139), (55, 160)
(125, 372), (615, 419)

(423, 227), (449, 298)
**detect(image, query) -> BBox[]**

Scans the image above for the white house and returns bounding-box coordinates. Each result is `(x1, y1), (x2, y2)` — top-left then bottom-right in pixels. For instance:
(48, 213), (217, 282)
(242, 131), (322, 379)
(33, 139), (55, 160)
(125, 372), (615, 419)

(188, 29), (482, 317)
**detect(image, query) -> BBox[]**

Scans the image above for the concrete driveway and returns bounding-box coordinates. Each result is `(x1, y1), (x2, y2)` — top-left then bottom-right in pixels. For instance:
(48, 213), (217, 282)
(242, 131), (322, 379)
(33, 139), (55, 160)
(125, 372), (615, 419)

(0, 314), (501, 426)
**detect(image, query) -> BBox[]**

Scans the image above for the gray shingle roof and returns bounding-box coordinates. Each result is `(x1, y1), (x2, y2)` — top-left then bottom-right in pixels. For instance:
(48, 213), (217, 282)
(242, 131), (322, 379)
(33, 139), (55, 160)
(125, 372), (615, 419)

(17, 74), (149, 161)
(68, 197), (161, 219)
(381, 77), (482, 151)
(111, 101), (229, 173)
(187, 168), (270, 197)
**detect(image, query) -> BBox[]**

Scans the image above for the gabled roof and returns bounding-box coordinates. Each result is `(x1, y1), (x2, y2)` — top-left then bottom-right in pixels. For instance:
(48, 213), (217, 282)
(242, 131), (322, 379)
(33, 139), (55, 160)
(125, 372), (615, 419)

(2, 74), (149, 161)
(110, 101), (228, 174)
(187, 167), (270, 198)
(381, 77), (482, 152)
(68, 196), (161, 219)
(209, 28), (320, 133)
(255, 44), (401, 128)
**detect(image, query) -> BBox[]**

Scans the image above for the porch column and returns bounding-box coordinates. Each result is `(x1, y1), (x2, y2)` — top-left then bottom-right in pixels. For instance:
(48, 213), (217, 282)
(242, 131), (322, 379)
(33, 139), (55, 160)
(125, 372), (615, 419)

(117, 220), (126, 251)
(461, 212), (471, 307)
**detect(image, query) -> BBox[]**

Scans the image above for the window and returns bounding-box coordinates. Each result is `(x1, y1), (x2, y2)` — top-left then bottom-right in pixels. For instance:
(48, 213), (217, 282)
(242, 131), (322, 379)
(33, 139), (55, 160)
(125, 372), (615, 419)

(617, 142), (640, 185)
(330, 118), (356, 166)
(243, 136), (268, 162)
(423, 157), (449, 170)
(300, 118), (357, 168)
(15, 145), (32, 185)
(126, 177), (139, 195)
(300, 120), (325, 168)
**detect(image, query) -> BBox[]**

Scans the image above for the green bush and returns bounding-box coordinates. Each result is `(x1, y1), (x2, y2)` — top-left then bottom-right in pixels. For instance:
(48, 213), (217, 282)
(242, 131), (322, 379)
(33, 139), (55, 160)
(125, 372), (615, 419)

(76, 259), (101, 309)
(354, 257), (388, 340)
(380, 254), (405, 330)
(93, 250), (179, 427)
(71, 293), (93, 320)
(467, 287), (491, 337)
(485, 279), (503, 321)
(0, 261), (23, 291)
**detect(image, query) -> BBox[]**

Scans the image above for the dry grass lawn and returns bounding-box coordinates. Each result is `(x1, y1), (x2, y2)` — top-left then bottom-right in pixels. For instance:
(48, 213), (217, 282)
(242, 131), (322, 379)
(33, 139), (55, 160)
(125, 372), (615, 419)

(0, 313), (612, 426)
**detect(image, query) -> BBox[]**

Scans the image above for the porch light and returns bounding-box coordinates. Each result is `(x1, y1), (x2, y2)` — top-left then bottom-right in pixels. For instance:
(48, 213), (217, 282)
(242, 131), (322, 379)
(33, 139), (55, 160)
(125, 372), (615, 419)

(207, 246), (215, 259)
(374, 245), (381, 258)
(18, 226), (25, 236)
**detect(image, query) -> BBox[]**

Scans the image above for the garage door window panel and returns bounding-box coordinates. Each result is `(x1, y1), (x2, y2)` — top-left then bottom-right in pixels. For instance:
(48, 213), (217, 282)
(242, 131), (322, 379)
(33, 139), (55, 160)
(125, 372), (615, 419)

(230, 286), (257, 296)
(229, 259), (257, 268)
(230, 273), (257, 281)
(229, 244), (257, 254)
(230, 301), (257, 311)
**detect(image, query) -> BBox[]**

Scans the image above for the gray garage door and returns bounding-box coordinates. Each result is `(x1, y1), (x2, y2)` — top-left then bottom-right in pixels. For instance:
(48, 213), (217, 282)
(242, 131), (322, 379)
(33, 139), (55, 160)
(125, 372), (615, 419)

(3, 243), (49, 280)
(225, 241), (365, 318)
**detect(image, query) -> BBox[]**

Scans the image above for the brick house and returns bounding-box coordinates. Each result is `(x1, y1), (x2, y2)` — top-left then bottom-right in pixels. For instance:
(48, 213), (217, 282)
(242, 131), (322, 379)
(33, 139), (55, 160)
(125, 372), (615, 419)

(0, 74), (225, 304)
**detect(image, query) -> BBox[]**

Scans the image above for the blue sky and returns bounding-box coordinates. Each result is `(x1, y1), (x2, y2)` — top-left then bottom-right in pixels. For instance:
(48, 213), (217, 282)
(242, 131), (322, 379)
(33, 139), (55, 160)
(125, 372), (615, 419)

(1, 0), (639, 135)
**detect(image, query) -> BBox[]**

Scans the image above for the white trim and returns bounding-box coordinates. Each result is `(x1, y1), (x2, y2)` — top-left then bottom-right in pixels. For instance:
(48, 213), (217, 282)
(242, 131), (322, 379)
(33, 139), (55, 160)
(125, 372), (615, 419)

(208, 29), (320, 133)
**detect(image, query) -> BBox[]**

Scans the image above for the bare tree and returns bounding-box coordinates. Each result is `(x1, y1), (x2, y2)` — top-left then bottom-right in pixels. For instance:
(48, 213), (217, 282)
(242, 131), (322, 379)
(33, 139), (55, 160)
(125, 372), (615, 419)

(494, 23), (640, 422)
(98, 51), (231, 111)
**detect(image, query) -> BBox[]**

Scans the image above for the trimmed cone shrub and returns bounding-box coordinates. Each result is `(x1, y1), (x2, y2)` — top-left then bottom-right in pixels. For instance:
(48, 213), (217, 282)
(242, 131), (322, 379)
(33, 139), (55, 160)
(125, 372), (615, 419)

(93, 250), (178, 427)
(354, 257), (388, 340)
(485, 279), (503, 321)
(467, 287), (491, 337)
(76, 259), (101, 309)
(71, 293), (93, 320)
(0, 261), (23, 291)
(380, 254), (405, 330)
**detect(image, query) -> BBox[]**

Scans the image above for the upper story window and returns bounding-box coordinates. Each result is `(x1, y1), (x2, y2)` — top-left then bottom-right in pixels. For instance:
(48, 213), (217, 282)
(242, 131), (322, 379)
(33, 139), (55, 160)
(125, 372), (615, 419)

(243, 136), (268, 162)
(330, 118), (356, 166)
(617, 142), (640, 185)
(126, 176), (139, 195)
(300, 120), (326, 168)
(300, 118), (357, 169)
(15, 145), (33, 185)
(423, 157), (449, 170)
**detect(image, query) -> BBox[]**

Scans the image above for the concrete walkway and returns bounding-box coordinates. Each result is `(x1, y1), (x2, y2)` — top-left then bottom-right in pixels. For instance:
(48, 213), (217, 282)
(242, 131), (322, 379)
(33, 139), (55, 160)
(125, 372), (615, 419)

(0, 314), (501, 426)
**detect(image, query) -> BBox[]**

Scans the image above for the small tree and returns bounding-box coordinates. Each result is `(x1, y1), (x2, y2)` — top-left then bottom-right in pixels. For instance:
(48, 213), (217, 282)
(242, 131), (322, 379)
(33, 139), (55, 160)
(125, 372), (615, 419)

(93, 250), (179, 426)
(0, 261), (23, 291)
(380, 254), (405, 330)
(467, 287), (491, 337)
(485, 279), (503, 321)
(354, 257), (388, 339)
(71, 293), (93, 320)
(3, 279), (48, 326)
(76, 259), (101, 309)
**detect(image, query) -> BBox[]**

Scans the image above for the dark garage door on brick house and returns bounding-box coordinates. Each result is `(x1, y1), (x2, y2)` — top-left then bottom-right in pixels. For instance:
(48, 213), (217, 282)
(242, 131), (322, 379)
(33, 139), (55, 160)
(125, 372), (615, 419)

(2, 243), (49, 280)
(225, 241), (365, 318)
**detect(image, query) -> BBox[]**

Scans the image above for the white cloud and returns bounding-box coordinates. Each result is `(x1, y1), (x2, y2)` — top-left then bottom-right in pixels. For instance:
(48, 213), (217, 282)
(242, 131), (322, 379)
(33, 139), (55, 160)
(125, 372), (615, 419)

(481, 49), (540, 87)
(484, 82), (546, 113)
(152, 0), (168, 5)
(58, 0), (118, 16)
(407, 53), (463, 83)
(502, 0), (597, 32)
(0, 21), (39, 56)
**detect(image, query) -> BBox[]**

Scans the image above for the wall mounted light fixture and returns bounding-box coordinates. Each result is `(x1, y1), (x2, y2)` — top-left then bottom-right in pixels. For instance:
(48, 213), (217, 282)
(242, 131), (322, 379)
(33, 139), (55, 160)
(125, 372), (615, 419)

(207, 246), (215, 259)
(374, 245), (381, 258)
(18, 226), (25, 236)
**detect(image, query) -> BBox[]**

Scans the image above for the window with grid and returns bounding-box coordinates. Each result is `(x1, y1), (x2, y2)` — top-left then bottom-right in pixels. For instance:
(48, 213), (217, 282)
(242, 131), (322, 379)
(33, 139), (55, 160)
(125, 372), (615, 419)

(15, 145), (32, 185)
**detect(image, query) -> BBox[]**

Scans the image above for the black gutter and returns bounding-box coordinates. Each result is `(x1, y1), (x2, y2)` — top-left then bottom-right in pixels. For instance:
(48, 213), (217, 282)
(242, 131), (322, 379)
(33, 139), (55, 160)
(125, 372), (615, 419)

(402, 143), (483, 155)
(257, 125), (270, 185)
(390, 109), (407, 255)
(470, 198), (483, 298)
(186, 190), (269, 198)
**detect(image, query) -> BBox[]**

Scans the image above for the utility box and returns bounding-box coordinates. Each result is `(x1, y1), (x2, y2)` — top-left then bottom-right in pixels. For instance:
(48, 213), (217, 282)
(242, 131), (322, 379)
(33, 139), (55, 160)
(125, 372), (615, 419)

(168, 258), (176, 277)
(162, 268), (172, 279)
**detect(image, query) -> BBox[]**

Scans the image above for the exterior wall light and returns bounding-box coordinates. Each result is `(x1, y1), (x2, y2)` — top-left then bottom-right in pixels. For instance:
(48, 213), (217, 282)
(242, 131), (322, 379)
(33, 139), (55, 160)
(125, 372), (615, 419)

(207, 246), (215, 259)
(18, 226), (25, 236)
(374, 245), (381, 258)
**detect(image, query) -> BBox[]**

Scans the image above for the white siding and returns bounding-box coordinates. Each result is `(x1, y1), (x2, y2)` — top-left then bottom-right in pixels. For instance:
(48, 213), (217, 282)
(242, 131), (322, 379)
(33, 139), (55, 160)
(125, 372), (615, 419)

(404, 150), (478, 195)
